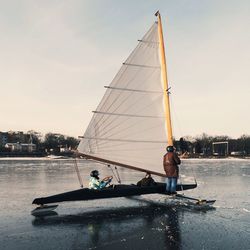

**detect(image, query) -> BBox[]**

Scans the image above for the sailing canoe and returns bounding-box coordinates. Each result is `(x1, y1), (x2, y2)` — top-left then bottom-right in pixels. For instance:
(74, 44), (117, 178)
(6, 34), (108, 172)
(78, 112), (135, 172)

(32, 183), (197, 205)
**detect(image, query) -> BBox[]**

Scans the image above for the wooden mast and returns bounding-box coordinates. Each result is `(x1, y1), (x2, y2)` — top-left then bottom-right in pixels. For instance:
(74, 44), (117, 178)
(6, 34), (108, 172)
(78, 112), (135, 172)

(155, 11), (173, 146)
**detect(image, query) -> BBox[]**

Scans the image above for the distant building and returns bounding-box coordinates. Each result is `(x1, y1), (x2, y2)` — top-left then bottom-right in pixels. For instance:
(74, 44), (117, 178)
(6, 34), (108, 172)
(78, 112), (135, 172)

(230, 151), (246, 156)
(21, 143), (37, 152)
(7, 131), (26, 143)
(212, 141), (229, 156)
(0, 132), (8, 147)
(5, 143), (22, 152)
(5, 142), (36, 152)
(1, 130), (38, 153)
(60, 145), (71, 153)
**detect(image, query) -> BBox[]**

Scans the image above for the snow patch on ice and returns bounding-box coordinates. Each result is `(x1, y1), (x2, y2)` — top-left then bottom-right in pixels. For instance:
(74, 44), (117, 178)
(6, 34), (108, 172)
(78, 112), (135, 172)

(243, 208), (250, 213)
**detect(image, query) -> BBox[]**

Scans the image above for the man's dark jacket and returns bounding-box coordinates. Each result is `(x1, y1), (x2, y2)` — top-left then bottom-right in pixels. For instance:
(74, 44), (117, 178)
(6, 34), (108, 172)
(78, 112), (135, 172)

(163, 152), (181, 177)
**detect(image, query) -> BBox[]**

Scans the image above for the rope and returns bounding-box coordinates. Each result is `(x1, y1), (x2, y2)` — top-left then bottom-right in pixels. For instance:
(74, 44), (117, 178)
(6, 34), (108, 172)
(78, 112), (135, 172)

(169, 95), (198, 185)
(74, 158), (83, 188)
(115, 166), (121, 184)
(107, 164), (121, 184)
(169, 94), (184, 139)
(191, 166), (197, 185)
(178, 174), (184, 194)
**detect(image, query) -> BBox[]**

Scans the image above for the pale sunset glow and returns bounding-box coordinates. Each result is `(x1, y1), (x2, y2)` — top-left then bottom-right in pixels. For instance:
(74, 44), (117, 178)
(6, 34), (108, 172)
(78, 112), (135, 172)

(0, 1), (249, 138)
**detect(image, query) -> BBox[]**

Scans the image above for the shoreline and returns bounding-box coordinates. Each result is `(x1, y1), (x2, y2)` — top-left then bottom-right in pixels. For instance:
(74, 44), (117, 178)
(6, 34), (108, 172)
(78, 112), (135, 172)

(0, 156), (249, 161)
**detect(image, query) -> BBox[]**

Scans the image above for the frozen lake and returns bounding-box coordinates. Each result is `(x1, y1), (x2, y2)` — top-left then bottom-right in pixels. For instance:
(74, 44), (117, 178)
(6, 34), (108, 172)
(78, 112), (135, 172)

(0, 158), (249, 250)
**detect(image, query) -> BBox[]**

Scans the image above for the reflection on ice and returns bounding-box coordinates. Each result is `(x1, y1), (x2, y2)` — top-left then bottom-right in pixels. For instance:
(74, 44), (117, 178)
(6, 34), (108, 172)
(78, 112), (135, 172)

(31, 199), (214, 250)
(0, 158), (249, 250)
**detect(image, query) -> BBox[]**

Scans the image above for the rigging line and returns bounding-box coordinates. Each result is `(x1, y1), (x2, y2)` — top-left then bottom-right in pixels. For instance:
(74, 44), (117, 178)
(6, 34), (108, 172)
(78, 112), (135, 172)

(85, 158), (124, 182)
(169, 95), (184, 138)
(94, 94), (163, 139)
(169, 93), (197, 182)
(90, 24), (158, 131)
(104, 86), (162, 93)
(178, 174), (184, 194)
(73, 158), (83, 188)
(107, 165), (121, 184)
(92, 42), (159, 130)
(92, 111), (164, 118)
(191, 166), (197, 184)
(115, 166), (121, 184)
(123, 62), (160, 69)
(170, 95), (197, 182)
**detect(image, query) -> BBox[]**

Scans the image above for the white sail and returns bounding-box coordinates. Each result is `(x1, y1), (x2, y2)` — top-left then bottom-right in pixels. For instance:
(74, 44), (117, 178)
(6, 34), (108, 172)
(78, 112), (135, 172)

(78, 22), (168, 175)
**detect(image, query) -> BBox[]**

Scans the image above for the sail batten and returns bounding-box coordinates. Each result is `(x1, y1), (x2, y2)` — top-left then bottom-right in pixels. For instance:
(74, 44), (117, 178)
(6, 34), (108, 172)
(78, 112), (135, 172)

(92, 111), (164, 119)
(78, 21), (168, 175)
(83, 137), (166, 143)
(138, 39), (159, 44)
(123, 63), (160, 69)
(104, 86), (162, 93)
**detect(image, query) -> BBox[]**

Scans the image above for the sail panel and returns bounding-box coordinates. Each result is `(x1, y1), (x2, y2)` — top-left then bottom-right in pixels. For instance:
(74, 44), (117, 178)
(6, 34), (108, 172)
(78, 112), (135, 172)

(78, 22), (167, 175)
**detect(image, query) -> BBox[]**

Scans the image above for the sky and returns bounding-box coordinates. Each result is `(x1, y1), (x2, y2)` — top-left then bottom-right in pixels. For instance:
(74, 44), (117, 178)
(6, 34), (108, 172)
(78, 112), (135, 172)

(0, 0), (249, 139)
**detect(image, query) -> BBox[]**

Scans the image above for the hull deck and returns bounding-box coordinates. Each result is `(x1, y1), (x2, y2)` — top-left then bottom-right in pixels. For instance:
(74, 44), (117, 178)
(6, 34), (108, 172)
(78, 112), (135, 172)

(32, 182), (197, 205)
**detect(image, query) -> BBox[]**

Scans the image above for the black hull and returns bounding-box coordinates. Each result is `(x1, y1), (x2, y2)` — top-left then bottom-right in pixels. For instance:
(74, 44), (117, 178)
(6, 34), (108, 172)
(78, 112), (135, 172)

(32, 182), (197, 205)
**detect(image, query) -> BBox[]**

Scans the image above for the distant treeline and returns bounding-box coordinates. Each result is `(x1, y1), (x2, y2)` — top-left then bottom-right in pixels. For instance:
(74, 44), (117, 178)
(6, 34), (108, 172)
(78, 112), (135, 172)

(175, 133), (250, 156)
(0, 130), (79, 155)
(1, 131), (250, 157)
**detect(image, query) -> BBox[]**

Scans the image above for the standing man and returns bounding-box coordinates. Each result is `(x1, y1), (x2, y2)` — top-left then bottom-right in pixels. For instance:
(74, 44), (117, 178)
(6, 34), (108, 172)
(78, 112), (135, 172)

(163, 146), (181, 195)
